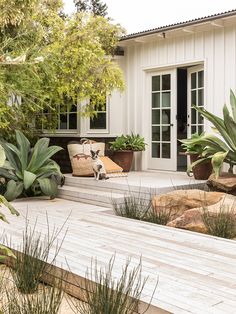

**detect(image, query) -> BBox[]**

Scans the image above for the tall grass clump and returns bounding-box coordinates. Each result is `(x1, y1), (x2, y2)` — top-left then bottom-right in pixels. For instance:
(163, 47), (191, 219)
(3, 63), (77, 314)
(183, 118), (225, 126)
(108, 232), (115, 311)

(4, 278), (64, 314)
(143, 207), (175, 225)
(11, 215), (67, 294)
(112, 194), (152, 220)
(202, 206), (236, 239)
(70, 256), (156, 314)
(112, 191), (175, 225)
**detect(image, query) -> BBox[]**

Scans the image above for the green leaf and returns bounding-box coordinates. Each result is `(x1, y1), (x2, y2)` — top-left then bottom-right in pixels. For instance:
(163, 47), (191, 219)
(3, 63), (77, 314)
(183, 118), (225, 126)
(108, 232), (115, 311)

(1, 142), (21, 174)
(37, 178), (58, 198)
(0, 145), (6, 167)
(211, 151), (228, 179)
(15, 130), (30, 171)
(4, 180), (24, 201)
(0, 195), (19, 216)
(0, 244), (16, 259)
(0, 168), (17, 180)
(194, 106), (236, 151)
(223, 104), (236, 148)
(27, 138), (62, 173)
(23, 170), (37, 190)
(230, 89), (236, 121)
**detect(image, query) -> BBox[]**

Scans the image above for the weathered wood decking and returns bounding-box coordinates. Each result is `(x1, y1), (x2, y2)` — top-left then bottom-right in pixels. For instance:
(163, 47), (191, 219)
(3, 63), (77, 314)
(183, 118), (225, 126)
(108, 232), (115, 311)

(1, 197), (236, 314)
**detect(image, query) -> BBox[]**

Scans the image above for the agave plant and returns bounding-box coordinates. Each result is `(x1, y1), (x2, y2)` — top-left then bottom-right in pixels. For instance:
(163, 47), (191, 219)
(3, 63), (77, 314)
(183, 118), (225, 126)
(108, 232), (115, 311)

(0, 131), (64, 201)
(188, 89), (236, 178)
(0, 144), (19, 262)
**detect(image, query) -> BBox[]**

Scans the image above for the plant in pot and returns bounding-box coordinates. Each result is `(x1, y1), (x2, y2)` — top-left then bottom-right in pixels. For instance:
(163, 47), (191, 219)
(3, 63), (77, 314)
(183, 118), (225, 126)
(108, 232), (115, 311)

(179, 132), (213, 180)
(109, 133), (146, 172)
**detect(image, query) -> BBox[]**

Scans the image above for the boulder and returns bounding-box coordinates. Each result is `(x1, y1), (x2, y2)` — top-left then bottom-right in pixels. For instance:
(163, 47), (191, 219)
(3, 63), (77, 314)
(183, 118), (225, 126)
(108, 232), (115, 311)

(167, 208), (208, 233)
(152, 189), (225, 218)
(207, 172), (236, 194)
(152, 189), (235, 233)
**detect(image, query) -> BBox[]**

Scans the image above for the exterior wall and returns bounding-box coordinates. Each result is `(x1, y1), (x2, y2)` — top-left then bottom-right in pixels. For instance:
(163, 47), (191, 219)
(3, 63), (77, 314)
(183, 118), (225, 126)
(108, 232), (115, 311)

(80, 57), (127, 138)
(122, 25), (236, 170)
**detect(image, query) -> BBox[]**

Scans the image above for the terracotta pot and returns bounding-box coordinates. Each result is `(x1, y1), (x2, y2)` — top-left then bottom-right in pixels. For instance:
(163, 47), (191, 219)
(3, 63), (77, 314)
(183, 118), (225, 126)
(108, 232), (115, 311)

(190, 154), (213, 180)
(111, 150), (134, 172)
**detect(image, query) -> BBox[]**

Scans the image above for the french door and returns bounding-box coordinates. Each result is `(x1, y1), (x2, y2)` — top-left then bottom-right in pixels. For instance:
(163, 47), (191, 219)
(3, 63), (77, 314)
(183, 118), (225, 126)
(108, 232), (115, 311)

(187, 66), (204, 137)
(149, 70), (177, 171)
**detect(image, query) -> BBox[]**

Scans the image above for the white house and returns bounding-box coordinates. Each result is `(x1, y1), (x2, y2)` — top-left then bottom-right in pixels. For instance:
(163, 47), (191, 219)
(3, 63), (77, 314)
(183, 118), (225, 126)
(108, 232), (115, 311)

(50, 9), (236, 173)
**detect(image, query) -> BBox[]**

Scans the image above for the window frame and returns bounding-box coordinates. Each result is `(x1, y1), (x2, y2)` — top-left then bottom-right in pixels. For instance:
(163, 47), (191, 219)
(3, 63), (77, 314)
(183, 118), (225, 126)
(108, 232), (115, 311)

(41, 102), (80, 134)
(86, 95), (109, 134)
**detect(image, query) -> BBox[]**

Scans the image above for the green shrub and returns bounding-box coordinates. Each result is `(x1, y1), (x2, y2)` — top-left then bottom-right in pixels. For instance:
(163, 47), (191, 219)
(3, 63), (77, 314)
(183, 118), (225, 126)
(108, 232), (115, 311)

(109, 133), (146, 151)
(112, 193), (174, 226)
(70, 256), (156, 314)
(0, 130), (64, 201)
(4, 280), (63, 314)
(11, 216), (67, 294)
(143, 207), (175, 225)
(112, 194), (152, 220)
(202, 206), (236, 239)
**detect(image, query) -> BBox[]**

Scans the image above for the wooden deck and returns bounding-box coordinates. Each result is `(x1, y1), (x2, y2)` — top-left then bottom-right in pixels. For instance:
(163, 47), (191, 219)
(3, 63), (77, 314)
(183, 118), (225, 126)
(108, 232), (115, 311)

(1, 197), (236, 314)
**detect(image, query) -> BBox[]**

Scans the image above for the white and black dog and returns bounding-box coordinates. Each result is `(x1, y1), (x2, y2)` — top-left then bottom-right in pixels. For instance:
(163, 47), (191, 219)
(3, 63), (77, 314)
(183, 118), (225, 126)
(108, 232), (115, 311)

(90, 150), (108, 180)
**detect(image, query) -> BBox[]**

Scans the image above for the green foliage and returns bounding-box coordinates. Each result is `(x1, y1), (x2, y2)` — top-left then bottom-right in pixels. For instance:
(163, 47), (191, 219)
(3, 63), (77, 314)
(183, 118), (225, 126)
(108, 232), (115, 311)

(70, 256), (155, 314)
(0, 130), (63, 201)
(112, 193), (175, 226)
(190, 90), (236, 178)
(112, 194), (152, 220)
(202, 206), (236, 239)
(4, 279), (63, 314)
(0, 1), (124, 139)
(0, 144), (19, 264)
(180, 132), (206, 155)
(11, 216), (67, 294)
(75, 0), (108, 17)
(109, 133), (147, 151)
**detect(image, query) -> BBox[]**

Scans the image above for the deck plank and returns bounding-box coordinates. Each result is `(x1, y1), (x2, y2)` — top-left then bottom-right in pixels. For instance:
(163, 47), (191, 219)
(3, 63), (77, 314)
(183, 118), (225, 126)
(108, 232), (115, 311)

(1, 198), (236, 314)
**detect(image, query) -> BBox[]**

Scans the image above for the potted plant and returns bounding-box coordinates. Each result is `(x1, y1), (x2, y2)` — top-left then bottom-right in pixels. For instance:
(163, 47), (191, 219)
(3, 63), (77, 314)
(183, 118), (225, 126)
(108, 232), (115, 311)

(179, 133), (213, 180)
(109, 133), (146, 172)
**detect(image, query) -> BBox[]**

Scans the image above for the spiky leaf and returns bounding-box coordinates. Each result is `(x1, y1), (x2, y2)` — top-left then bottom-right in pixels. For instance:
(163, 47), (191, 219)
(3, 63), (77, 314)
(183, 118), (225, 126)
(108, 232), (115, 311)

(37, 178), (58, 198)
(211, 151), (228, 179)
(23, 170), (37, 190)
(4, 180), (24, 201)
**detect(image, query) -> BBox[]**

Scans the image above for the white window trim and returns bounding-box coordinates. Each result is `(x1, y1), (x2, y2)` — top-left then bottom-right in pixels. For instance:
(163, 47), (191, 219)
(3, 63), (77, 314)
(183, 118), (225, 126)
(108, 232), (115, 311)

(85, 96), (110, 134)
(41, 103), (80, 135)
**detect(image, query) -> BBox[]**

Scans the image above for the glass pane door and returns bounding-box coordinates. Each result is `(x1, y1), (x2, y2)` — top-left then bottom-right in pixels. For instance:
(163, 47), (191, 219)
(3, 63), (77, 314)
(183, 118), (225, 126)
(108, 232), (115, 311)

(149, 70), (176, 171)
(188, 66), (204, 136)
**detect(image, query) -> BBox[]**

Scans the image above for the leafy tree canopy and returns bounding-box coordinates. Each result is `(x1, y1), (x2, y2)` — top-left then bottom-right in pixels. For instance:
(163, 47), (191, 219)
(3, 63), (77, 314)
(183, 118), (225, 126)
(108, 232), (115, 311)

(75, 0), (108, 17)
(0, 0), (124, 140)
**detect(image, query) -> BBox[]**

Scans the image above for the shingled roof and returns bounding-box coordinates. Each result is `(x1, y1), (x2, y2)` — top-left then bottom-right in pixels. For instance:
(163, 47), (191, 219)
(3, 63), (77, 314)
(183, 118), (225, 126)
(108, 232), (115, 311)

(120, 9), (236, 41)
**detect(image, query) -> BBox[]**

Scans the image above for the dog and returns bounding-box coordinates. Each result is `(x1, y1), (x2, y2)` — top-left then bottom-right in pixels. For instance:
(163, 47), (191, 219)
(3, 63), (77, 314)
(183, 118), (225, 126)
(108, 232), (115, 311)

(90, 150), (108, 180)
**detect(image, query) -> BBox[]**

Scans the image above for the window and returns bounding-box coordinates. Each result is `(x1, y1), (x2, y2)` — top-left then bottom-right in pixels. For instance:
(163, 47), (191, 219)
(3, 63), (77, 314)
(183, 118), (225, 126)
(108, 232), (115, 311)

(89, 103), (107, 130)
(88, 96), (108, 132)
(190, 69), (204, 135)
(59, 104), (77, 130)
(40, 101), (78, 132)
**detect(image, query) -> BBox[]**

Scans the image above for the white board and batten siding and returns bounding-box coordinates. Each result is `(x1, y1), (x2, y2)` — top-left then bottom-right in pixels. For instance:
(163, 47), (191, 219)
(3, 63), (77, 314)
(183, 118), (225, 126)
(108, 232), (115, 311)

(116, 22), (236, 170)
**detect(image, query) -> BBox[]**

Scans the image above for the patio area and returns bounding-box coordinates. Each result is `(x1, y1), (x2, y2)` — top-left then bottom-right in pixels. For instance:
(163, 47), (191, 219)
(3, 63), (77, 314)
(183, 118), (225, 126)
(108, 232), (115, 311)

(1, 197), (236, 314)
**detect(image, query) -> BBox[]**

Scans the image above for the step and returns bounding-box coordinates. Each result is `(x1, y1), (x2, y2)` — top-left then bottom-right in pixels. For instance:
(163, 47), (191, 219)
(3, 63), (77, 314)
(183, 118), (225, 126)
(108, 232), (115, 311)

(63, 174), (206, 197)
(58, 185), (126, 208)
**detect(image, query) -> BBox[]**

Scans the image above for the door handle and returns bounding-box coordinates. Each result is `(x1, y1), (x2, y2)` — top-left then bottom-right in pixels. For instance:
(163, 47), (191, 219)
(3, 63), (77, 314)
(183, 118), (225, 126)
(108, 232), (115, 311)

(170, 123), (174, 127)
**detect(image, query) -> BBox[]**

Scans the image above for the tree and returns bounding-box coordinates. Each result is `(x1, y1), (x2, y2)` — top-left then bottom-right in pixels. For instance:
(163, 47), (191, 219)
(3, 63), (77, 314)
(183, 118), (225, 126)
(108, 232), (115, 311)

(75, 0), (108, 17)
(74, 0), (89, 12)
(0, 0), (124, 140)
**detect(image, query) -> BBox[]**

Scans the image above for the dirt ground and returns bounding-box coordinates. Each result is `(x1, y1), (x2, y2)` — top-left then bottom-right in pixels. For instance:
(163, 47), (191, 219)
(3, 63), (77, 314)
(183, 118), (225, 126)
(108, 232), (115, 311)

(0, 264), (85, 314)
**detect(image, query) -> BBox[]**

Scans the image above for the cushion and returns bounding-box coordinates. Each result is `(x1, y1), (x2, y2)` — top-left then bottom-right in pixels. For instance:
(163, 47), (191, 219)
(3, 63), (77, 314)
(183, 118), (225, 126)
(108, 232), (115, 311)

(100, 156), (123, 173)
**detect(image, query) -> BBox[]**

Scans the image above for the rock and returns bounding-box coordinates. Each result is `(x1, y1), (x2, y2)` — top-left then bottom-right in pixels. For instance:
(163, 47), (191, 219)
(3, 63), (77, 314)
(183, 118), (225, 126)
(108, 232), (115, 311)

(167, 208), (208, 233)
(152, 189), (229, 233)
(207, 172), (236, 194)
(152, 189), (225, 217)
